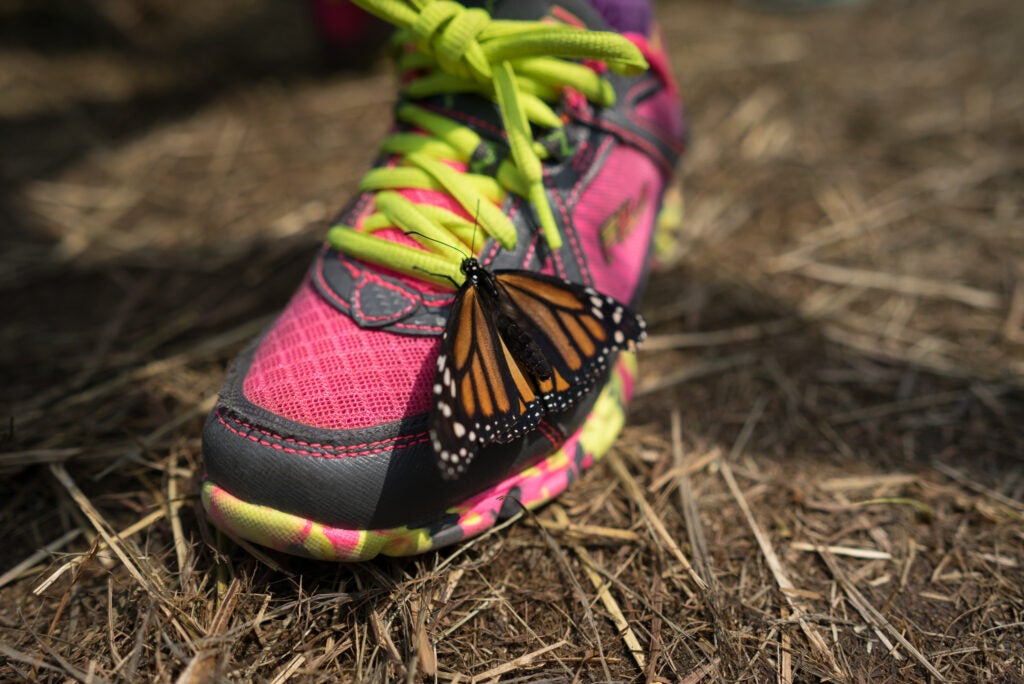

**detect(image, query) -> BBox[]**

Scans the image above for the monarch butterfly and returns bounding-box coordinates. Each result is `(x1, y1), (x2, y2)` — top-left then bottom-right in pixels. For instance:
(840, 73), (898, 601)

(430, 256), (647, 478)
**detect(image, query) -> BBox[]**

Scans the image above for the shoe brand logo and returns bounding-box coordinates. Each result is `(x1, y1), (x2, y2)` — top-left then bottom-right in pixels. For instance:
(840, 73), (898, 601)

(599, 184), (650, 263)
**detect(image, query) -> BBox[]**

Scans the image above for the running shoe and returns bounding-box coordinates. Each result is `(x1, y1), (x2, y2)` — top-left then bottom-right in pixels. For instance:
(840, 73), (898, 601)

(201, 0), (686, 561)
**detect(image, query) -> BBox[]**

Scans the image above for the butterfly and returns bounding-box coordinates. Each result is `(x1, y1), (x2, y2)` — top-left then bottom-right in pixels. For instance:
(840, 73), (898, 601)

(430, 256), (647, 478)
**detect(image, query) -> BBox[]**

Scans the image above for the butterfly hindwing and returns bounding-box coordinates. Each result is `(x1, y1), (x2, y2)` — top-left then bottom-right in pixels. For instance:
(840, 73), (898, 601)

(495, 271), (646, 411)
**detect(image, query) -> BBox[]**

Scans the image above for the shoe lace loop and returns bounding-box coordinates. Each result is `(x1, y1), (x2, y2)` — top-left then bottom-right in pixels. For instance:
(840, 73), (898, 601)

(328, 0), (648, 287)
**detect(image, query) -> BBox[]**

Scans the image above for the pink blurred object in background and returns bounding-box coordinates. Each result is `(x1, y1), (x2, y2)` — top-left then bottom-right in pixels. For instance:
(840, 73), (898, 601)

(308, 0), (391, 68)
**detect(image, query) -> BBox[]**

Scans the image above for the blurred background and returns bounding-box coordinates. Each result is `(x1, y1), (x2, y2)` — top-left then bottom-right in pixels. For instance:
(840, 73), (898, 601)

(2, 1), (1023, 680)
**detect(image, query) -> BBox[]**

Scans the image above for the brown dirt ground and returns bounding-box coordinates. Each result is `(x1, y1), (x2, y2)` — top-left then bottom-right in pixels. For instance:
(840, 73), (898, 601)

(2, 0), (1023, 681)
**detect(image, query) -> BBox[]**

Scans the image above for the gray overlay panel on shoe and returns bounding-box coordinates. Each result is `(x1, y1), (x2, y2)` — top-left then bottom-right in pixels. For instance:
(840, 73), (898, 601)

(203, 337), (605, 530)
(313, 250), (451, 333)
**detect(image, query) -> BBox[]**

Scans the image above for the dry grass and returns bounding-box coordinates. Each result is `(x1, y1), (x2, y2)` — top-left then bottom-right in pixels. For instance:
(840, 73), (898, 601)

(2, 0), (1023, 681)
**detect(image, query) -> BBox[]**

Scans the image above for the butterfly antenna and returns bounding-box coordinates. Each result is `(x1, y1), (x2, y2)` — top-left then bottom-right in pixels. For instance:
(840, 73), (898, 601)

(412, 265), (460, 289)
(404, 230), (469, 260)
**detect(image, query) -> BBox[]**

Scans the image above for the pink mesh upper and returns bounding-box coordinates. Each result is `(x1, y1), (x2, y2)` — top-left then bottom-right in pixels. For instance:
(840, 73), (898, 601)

(243, 282), (439, 430)
(245, 145), (667, 429)
(572, 145), (666, 303)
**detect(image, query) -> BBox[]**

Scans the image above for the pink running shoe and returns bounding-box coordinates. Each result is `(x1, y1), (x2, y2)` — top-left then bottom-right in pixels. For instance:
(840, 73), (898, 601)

(202, 0), (686, 561)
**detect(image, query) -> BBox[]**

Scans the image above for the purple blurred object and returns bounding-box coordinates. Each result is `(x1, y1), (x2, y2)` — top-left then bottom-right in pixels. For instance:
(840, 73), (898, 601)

(588, 0), (653, 36)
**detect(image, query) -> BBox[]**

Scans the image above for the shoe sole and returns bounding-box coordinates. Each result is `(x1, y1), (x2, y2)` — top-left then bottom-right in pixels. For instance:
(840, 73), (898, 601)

(201, 352), (637, 561)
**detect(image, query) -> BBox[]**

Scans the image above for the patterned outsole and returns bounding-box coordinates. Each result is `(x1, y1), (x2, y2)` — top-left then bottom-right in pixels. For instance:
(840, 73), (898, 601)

(201, 352), (637, 562)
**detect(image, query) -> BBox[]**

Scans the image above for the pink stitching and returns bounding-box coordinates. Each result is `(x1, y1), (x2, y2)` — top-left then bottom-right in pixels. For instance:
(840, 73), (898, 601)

(546, 169), (590, 286)
(482, 239), (501, 264)
(321, 246), (454, 312)
(576, 110), (677, 174)
(601, 119), (676, 173)
(550, 247), (566, 280)
(618, 72), (686, 154)
(341, 258), (360, 280)
(316, 259), (446, 331)
(479, 199), (525, 266)
(394, 321), (445, 332)
(422, 102), (504, 138)
(623, 79), (651, 106)
(535, 420), (564, 448)
(217, 410), (431, 458)
(567, 136), (613, 206)
(419, 293), (456, 307)
(337, 191), (375, 234)
(221, 410), (428, 449)
(352, 275), (418, 322)
(522, 235), (538, 266)
(316, 257), (354, 310)
(332, 256), (425, 318)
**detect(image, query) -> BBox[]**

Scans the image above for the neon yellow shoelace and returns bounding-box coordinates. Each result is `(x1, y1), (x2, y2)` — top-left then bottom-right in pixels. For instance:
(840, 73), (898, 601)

(328, 0), (648, 286)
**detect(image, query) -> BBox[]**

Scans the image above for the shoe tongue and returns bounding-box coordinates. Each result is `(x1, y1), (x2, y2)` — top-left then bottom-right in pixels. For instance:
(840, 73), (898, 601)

(460, 0), (610, 30)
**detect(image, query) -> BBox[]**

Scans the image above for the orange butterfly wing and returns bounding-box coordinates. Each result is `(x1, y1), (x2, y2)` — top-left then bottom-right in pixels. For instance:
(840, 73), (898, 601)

(431, 286), (546, 477)
(430, 268), (646, 478)
(496, 272), (645, 412)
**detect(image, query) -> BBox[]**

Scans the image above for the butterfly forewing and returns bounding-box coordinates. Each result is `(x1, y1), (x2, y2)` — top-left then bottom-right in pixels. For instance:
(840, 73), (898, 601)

(430, 261), (646, 478)
(431, 285), (546, 477)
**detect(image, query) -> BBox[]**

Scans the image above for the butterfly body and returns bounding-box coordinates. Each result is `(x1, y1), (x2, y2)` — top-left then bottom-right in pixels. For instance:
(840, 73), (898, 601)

(430, 257), (646, 478)
(462, 258), (554, 382)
